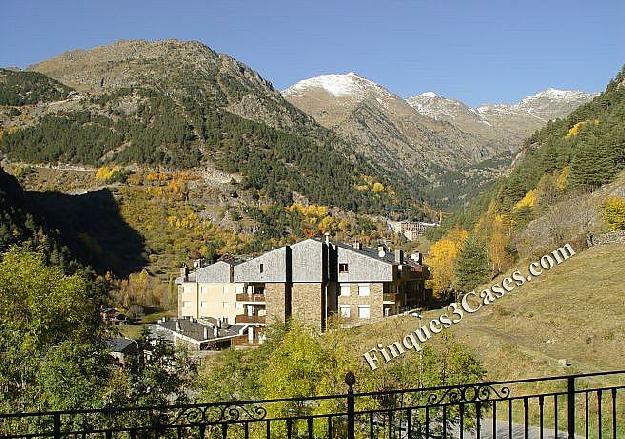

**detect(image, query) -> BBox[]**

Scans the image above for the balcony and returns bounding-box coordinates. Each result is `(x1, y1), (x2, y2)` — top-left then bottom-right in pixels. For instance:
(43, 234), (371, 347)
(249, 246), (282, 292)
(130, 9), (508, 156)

(383, 292), (397, 304)
(236, 293), (266, 303)
(235, 314), (266, 324)
(232, 335), (263, 347)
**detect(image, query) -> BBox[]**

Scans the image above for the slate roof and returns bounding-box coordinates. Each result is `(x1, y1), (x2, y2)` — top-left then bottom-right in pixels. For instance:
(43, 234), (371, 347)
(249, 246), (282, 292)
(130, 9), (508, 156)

(106, 338), (138, 354)
(177, 238), (424, 285)
(329, 239), (421, 267)
(156, 319), (245, 342)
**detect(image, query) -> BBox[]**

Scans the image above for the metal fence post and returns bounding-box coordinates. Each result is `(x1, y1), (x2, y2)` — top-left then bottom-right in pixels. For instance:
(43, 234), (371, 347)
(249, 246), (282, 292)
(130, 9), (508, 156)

(53, 412), (61, 439)
(567, 376), (575, 439)
(346, 371), (356, 439)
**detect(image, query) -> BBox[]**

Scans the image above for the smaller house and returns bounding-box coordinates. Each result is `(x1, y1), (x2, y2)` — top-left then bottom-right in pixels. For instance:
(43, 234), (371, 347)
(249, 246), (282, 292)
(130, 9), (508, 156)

(151, 317), (262, 350)
(106, 338), (138, 365)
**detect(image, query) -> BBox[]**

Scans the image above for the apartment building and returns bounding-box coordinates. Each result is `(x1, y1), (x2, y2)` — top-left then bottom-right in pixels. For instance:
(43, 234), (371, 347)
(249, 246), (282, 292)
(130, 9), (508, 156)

(388, 220), (440, 241)
(175, 236), (430, 333)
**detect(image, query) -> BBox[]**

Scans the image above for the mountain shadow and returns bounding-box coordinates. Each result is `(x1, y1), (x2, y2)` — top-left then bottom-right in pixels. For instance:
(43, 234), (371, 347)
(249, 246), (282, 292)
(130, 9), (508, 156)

(25, 188), (148, 276)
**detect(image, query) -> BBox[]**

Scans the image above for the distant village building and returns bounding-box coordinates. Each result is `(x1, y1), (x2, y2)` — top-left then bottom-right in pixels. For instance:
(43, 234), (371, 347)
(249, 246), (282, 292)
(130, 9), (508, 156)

(388, 220), (440, 241)
(100, 307), (128, 325)
(168, 236), (430, 348)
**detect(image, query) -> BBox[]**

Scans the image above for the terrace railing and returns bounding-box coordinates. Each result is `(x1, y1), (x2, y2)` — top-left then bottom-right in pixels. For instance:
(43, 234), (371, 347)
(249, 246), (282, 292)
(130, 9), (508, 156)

(234, 315), (266, 324)
(1, 370), (624, 438)
(235, 294), (266, 303)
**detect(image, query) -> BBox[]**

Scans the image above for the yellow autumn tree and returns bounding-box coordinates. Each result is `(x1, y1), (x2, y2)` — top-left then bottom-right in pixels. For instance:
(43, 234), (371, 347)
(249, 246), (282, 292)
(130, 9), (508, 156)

(427, 227), (469, 297)
(371, 182), (385, 193)
(604, 196), (625, 231)
(555, 166), (570, 190)
(95, 165), (118, 182)
(488, 214), (511, 276)
(513, 189), (538, 210)
(565, 119), (600, 138)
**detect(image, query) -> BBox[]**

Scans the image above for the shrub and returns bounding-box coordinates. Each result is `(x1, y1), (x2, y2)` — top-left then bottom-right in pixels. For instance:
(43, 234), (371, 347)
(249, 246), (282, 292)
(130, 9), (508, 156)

(604, 196), (625, 230)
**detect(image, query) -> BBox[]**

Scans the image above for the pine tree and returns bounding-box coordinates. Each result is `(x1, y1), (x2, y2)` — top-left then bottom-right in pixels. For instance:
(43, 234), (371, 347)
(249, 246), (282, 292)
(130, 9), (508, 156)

(570, 137), (618, 188)
(454, 236), (491, 292)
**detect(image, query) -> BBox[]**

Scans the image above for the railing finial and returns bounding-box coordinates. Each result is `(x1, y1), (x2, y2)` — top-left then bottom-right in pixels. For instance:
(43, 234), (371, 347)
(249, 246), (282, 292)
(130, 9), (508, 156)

(345, 371), (356, 388)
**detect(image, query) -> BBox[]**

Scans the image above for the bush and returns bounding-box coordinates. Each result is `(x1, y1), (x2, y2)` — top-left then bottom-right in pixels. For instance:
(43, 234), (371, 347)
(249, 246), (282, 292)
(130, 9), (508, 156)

(604, 196), (625, 230)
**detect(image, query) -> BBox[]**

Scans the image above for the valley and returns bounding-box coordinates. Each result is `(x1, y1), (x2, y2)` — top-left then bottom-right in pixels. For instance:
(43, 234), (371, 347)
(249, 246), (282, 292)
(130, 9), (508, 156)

(1, 33), (624, 437)
(284, 72), (596, 207)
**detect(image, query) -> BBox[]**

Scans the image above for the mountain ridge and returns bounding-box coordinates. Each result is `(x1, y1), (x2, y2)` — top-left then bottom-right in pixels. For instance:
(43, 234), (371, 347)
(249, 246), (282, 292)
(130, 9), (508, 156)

(284, 72), (596, 207)
(1, 40), (415, 215)
(283, 72), (495, 180)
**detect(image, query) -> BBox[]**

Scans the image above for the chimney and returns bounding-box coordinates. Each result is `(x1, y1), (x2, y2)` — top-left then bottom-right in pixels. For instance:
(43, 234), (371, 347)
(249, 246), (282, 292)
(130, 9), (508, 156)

(324, 232), (331, 245)
(377, 245), (386, 258)
(213, 325), (219, 338)
(352, 241), (362, 250)
(180, 264), (189, 281)
(410, 252), (422, 264)
(395, 249), (404, 264)
(203, 326), (209, 340)
(193, 258), (204, 269)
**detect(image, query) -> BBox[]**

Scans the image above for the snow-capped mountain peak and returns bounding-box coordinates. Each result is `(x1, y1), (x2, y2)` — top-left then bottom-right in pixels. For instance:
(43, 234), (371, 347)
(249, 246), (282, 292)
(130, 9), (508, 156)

(406, 92), (473, 121)
(283, 72), (390, 98)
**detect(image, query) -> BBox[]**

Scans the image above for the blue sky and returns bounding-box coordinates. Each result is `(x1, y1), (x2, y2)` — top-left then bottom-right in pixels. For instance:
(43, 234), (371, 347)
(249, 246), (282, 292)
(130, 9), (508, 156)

(1, 0), (623, 106)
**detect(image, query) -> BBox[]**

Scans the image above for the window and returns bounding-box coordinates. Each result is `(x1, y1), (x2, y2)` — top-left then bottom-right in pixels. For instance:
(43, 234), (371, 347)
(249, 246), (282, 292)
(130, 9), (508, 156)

(340, 284), (351, 296)
(339, 263), (349, 273)
(340, 306), (351, 318)
(358, 305), (371, 319)
(200, 301), (209, 308)
(358, 283), (371, 296)
(182, 301), (193, 308)
(259, 263), (264, 273)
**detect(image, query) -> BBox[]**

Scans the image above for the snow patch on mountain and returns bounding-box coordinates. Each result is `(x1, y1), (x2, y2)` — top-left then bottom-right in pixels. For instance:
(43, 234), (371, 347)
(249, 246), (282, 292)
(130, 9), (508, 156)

(475, 88), (596, 119)
(283, 72), (391, 98)
(406, 92), (477, 122)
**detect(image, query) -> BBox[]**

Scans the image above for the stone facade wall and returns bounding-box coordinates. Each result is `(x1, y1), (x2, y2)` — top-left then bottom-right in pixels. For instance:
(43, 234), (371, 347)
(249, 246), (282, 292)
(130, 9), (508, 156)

(265, 283), (288, 324)
(592, 230), (625, 246)
(337, 282), (384, 322)
(291, 283), (324, 331)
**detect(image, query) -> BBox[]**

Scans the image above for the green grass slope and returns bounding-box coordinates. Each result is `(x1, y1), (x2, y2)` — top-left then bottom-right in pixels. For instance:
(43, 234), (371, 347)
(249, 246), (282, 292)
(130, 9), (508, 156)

(361, 243), (624, 381)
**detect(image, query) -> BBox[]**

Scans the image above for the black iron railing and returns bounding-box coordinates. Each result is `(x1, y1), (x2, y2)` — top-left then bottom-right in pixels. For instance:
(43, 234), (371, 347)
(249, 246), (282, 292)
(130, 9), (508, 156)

(1, 370), (624, 438)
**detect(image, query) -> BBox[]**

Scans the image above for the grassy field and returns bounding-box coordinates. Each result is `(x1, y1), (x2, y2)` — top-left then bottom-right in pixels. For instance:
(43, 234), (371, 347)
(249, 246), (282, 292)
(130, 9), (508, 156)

(348, 243), (625, 437)
(355, 242), (625, 379)
(118, 309), (176, 339)
(450, 242), (624, 380)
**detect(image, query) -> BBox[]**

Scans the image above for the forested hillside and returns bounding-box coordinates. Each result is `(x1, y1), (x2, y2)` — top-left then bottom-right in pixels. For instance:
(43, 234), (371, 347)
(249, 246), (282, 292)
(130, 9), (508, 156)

(442, 65), (625, 231)
(425, 65), (625, 298)
(497, 66), (625, 212)
(0, 68), (73, 105)
(0, 40), (419, 215)
(0, 165), (78, 271)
